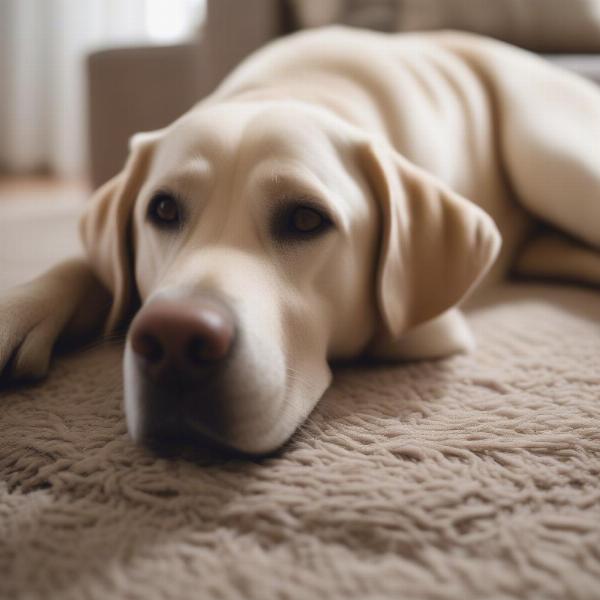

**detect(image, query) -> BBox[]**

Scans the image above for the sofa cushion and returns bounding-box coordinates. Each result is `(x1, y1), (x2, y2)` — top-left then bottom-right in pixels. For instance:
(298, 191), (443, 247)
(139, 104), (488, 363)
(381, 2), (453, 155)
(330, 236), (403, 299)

(547, 54), (600, 85)
(289, 0), (600, 52)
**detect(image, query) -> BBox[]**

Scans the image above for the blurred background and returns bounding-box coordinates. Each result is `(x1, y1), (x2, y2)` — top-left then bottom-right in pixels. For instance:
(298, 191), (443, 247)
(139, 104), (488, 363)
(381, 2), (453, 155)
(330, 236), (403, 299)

(1, 0), (599, 209)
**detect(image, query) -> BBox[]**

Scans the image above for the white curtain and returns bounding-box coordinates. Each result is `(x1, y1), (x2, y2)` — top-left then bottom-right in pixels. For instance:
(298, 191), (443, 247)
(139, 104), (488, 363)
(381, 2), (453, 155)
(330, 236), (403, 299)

(0, 0), (205, 178)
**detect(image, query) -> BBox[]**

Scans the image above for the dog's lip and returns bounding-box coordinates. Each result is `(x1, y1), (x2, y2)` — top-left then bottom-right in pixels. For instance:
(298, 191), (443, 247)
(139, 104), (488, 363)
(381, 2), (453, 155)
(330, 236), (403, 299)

(139, 419), (278, 459)
(184, 414), (282, 456)
(140, 427), (230, 458)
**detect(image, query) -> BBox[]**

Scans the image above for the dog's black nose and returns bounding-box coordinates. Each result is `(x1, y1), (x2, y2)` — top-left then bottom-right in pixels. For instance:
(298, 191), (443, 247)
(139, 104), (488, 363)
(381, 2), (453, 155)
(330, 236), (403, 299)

(129, 297), (235, 378)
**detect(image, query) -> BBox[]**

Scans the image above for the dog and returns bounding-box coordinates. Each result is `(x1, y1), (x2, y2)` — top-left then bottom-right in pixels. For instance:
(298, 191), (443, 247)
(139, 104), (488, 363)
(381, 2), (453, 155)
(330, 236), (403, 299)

(1, 27), (599, 454)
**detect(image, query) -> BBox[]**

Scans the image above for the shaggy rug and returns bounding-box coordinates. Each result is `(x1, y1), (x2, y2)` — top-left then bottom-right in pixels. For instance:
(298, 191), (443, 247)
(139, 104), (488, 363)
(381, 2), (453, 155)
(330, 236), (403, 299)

(1, 199), (599, 599)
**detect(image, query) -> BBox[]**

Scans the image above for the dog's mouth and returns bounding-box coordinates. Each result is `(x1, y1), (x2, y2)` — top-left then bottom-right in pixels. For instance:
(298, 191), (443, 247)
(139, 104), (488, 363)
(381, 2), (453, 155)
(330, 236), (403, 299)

(125, 366), (290, 458)
(140, 428), (238, 460)
(138, 415), (286, 460)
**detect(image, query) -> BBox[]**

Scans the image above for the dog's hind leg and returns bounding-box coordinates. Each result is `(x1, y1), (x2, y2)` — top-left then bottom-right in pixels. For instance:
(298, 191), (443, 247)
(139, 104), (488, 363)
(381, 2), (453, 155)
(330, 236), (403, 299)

(514, 232), (600, 287)
(456, 35), (600, 249)
(498, 61), (600, 248)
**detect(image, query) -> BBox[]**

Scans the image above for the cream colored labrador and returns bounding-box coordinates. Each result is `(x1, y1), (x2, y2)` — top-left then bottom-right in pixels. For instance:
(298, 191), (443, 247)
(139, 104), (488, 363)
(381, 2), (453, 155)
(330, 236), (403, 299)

(2, 27), (600, 454)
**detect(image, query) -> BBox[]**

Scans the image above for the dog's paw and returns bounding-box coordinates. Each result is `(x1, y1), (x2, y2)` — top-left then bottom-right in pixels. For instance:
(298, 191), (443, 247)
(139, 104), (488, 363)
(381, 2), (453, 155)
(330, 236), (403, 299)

(0, 282), (72, 382)
(367, 308), (476, 361)
(0, 259), (111, 383)
(0, 259), (112, 382)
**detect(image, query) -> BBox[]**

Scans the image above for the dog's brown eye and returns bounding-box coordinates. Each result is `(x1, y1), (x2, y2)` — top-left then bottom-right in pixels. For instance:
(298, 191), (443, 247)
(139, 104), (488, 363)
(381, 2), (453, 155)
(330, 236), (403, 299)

(272, 202), (333, 243)
(291, 207), (324, 233)
(148, 193), (181, 228)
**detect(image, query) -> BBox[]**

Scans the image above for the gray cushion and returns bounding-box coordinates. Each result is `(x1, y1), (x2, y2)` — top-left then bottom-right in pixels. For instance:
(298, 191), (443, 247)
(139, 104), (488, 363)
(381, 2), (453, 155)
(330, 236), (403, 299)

(546, 54), (600, 86)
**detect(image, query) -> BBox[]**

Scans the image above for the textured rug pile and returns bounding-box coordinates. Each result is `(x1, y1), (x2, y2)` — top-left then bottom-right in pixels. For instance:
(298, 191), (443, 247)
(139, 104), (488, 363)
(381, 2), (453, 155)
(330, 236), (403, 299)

(1, 201), (599, 599)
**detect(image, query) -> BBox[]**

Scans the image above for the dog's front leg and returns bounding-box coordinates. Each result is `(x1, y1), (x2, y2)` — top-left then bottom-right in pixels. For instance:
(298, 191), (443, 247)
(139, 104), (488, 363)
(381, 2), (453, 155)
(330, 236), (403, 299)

(0, 258), (111, 381)
(367, 308), (476, 361)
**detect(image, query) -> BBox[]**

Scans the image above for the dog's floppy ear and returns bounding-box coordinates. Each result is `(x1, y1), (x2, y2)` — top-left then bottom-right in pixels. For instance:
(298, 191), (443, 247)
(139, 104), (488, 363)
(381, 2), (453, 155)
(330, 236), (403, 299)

(80, 130), (162, 332)
(361, 140), (501, 338)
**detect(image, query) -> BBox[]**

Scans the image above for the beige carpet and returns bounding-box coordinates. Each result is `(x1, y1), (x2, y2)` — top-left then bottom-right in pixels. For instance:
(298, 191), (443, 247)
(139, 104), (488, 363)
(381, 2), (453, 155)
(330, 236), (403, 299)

(1, 197), (600, 599)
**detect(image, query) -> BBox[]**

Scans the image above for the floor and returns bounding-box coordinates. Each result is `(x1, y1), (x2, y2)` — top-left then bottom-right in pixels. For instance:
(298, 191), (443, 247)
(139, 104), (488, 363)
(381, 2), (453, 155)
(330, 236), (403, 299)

(0, 176), (89, 207)
(0, 176), (88, 288)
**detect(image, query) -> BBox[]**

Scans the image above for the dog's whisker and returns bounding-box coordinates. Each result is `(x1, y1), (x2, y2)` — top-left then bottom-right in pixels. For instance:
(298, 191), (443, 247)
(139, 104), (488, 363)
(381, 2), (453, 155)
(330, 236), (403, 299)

(284, 367), (313, 392)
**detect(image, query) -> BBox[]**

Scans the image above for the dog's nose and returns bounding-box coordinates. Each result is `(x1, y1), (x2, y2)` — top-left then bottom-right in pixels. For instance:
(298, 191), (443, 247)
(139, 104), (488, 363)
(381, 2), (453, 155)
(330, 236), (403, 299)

(129, 298), (235, 374)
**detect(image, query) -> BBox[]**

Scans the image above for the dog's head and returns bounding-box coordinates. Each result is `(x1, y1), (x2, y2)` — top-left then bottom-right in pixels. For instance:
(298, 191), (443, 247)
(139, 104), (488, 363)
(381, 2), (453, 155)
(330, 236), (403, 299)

(81, 101), (499, 454)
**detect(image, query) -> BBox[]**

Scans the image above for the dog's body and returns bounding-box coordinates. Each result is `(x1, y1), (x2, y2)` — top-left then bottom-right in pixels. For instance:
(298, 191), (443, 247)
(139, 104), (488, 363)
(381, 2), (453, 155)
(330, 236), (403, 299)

(1, 27), (599, 454)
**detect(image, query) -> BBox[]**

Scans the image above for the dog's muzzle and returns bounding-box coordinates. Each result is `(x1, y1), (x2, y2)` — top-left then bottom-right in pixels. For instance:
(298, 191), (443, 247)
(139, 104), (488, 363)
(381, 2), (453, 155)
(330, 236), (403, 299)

(126, 296), (237, 451)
